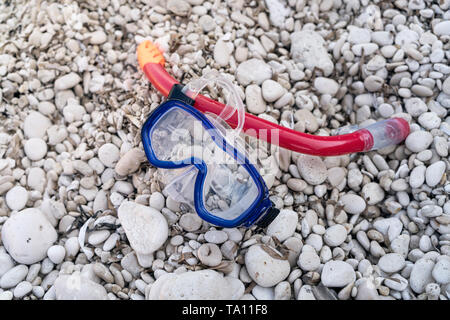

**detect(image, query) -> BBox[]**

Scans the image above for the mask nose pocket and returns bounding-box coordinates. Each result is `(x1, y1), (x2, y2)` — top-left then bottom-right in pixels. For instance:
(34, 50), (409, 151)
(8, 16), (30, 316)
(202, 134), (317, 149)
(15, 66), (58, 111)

(163, 166), (199, 209)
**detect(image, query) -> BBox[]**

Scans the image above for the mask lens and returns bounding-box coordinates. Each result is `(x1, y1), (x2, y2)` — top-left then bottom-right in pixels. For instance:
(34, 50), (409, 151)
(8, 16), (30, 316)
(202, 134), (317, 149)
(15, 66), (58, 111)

(202, 163), (259, 221)
(150, 107), (201, 163)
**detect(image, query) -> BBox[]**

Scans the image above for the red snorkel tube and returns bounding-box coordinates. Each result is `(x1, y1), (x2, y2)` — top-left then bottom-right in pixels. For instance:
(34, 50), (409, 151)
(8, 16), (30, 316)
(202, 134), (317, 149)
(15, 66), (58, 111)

(137, 40), (410, 157)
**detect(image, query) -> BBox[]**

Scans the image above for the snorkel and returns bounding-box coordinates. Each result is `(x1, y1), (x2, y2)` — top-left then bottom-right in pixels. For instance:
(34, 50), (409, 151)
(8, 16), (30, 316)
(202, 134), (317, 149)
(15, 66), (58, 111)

(137, 40), (410, 157)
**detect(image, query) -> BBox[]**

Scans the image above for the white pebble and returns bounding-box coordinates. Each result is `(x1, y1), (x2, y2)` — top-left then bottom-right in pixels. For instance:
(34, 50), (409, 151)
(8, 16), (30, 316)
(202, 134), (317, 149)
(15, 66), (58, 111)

(410, 258), (435, 294)
(2, 208), (57, 264)
(297, 155), (328, 185)
(425, 161), (445, 187)
(378, 253), (405, 273)
(405, 131), (433, 153)
(98, 143), (120, 168)
(5, 186), (28, 211)
(24, 138), (47, 161)
(0, 265), (28, 289)
(23, 112), (51, 139)
(118, 201), (168, 255)
(236, 59), (272, 86)
(13, 281), (32, 298)
(340, 194), (366, 214)
(298, 251), (320, 271)
(324, 225), (347, 247)
(245, 244), (290, 287)
(266, 209), (298, 242)
(149, 192), (165, 211)
(321, 261), (356, 288)
(47, 245), (66, 265)
(262, 79), (285, 102)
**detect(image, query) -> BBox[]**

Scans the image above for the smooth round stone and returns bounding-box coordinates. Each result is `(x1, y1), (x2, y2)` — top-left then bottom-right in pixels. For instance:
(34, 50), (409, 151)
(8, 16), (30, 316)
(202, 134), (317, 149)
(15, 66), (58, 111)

(405, 131), (433, 152)
(298, 251), (320, 271)
(23, 112), (51, 139)
(432, 256), (450, 284)
(13, 281), (32, 298)
(149, 192), (165, 211)
(5, 186), (28, 211)
(89, 30), (107, 45)
(314, 77), (339, 96)
(364, 75), (384, 92)
(266, 209), (298, 242)
(118, 201), (168, 255)
(198, 15), (216, 32)
(204, 230), (228, 244)
(115, 148), (146, 176)
(24, 138), (47, 161)
(262, 79), (285, 102)
(378, 103), (394, 118)
(54, 72), (81, 91)
(418, 112), (441, 130)
(223, 228), (243, 242)
(274, 281), (291, 300)
(324, 225), (347, 247)
(213, 39), (230, 67)
(32, 286), (45, 298)
(405, 98), (427, 117)
(64, 237), (80, 258)
(371, 31), (393, 46)
(179, 213), (203, 232)
(327, 167), (346, 186)
(98, 143), (120, 168)
(409, 165), (426, 188)
(166, 0), (191, 16)
(87, 230), (110, 246)
(0, 253), (15, 277)
(197, 243), (222, 267)
(2, 208), (57, 264)
(297, 155), (328, 185)
(321, 261), (356, 287)
(103, 233), (120, 251)
(245, 244), (290, 287)
(361, 183), (385, 205)
(378, 253), (405, 273)
(236, 59), (272, 86)
(433, 21), (450, 36)
(340, 194), (366, 214)
(47, 245), (66, 265)
(245, 84), (266, 114)
(38, 101), (56, 115)
(425, 161), (445, 187)
(286, 178), (307, 192)
(0, 265), (28, 289)
(54, 273), (108, 300)
(149, 270), (244, 300)
(410, 258), (435, 294)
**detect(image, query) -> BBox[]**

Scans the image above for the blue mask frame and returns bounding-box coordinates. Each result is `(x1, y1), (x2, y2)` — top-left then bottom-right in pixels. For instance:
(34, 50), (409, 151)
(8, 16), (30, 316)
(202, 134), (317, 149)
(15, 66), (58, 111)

(140, 85), (278, 228)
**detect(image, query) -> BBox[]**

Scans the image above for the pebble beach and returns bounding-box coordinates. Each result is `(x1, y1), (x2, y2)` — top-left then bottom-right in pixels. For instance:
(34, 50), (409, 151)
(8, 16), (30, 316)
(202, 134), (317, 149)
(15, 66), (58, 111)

(0, 0), (449, 300)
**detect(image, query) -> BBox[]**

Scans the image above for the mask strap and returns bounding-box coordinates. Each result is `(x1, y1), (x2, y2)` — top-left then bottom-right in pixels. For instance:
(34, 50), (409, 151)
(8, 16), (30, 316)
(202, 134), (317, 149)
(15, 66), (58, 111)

(182, 71), (245, 136)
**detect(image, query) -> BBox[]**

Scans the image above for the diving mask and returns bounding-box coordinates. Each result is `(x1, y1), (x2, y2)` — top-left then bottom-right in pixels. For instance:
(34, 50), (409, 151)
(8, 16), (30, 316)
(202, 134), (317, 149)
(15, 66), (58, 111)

(141, 75), (279, 228)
